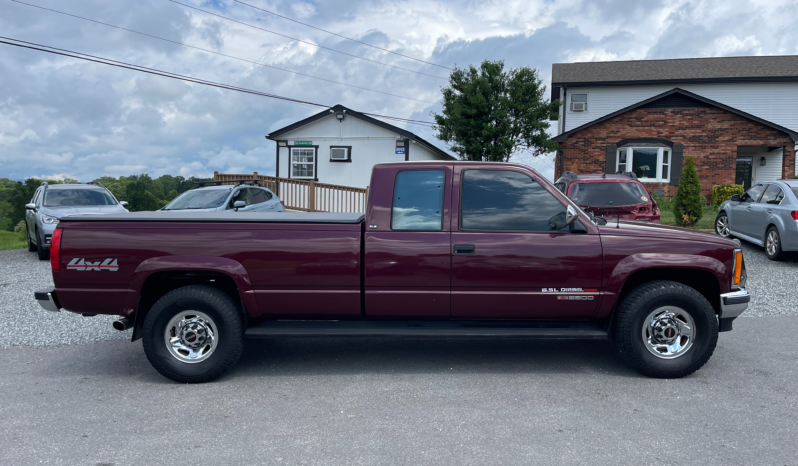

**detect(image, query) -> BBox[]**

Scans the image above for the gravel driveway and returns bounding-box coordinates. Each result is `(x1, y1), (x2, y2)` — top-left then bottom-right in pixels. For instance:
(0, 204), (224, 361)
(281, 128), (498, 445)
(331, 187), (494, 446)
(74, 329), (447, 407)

(0, 240), (795, 347)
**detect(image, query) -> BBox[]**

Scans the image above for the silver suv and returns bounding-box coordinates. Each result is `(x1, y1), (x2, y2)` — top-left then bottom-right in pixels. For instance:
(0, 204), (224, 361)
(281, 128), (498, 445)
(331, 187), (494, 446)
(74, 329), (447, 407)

(25, 182), (129, 260)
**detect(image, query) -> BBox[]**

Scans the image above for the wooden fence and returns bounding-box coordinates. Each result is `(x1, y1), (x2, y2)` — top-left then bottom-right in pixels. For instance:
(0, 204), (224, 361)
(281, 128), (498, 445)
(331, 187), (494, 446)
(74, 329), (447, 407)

(213, 172), (367, 213)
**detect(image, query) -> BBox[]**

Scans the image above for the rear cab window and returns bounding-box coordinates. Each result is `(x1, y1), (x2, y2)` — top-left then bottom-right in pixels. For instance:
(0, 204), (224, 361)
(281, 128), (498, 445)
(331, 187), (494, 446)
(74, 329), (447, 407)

(391, 170), (444, 230)
(460, 169), (567, 231)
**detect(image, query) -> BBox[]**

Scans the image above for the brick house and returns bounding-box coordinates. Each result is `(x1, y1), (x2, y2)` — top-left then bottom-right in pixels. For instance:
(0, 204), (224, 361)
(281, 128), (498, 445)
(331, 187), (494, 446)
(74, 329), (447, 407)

(550, 57), (798, 198)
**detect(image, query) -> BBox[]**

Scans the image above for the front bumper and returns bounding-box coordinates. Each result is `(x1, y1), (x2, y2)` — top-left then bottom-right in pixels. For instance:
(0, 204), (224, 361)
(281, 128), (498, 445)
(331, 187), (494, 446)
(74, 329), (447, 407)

(718, 288), (750, 331)
(34, 287), (61, 312)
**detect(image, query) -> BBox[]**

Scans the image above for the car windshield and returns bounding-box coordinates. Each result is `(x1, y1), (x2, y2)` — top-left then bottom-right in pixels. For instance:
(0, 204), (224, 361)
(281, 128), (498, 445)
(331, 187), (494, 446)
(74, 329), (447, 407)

(163, 189), (230, 210)
(43, 189), (116, 206)
(570, 182), (648, 207)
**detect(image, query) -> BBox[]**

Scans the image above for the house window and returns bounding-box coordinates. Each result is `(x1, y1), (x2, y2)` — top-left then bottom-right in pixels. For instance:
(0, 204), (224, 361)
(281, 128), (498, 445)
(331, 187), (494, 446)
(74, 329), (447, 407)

(616, 147), (671, 182)
(570, 93), (588, 112)
(291, 148), (315, 179)
(330, 146), (351, 162)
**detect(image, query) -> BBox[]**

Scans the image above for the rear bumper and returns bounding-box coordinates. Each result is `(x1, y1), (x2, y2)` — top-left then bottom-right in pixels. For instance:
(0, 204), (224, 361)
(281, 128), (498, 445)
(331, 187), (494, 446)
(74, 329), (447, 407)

(34, 287), (61, 312)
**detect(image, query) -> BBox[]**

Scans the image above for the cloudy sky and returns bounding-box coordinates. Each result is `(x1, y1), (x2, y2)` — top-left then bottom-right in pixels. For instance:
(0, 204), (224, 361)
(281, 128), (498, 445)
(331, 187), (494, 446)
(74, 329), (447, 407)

(1, 0), (797, 182)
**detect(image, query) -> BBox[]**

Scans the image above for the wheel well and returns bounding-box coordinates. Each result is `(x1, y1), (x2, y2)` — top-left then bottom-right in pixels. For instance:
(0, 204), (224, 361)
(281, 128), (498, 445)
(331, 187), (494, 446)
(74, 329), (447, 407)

(617, 268), (721, 316)
(131, 270), (244, 341)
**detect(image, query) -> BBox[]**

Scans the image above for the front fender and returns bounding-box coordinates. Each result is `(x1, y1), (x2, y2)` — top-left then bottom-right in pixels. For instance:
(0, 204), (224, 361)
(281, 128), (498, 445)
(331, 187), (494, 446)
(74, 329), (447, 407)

(596, 253), (727, 319)
(125, 255), (261, 318)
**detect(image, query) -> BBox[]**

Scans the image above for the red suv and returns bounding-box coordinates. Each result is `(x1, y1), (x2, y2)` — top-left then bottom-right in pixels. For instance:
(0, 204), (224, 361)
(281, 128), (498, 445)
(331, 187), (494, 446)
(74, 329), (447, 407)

(554, 172), (661, 222)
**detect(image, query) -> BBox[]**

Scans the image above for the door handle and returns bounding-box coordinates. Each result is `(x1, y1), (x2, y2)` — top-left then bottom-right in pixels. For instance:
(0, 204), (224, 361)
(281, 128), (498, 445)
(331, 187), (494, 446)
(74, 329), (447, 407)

(746, 207), (752, 211)
(453, 244), (475, 255)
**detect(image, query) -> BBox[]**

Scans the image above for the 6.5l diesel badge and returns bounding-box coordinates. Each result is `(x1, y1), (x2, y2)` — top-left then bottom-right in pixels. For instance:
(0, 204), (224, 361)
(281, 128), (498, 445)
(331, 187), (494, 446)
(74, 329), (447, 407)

(66, 258), (119, 271)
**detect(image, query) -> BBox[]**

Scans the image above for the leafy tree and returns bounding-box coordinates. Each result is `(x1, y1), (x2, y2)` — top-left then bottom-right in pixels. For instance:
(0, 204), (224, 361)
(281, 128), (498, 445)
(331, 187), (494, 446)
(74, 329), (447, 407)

(433, 60), (560, 162)
(125, 180), (165, 212)
(672, 157), (704, 227)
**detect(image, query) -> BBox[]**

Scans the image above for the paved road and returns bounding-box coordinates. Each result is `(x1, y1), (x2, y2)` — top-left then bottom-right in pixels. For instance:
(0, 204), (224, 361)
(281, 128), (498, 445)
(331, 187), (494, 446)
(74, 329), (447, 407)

(1, 317), (797, 465)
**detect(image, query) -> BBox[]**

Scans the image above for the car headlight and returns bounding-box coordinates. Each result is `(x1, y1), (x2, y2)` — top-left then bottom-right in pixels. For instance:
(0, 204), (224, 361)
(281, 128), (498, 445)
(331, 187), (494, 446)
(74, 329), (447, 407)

(41, 215), (60, 224)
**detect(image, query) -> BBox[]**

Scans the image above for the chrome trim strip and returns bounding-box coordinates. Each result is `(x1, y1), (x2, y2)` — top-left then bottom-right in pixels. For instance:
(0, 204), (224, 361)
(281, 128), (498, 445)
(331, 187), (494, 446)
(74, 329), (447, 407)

(720, 288), (749, 319)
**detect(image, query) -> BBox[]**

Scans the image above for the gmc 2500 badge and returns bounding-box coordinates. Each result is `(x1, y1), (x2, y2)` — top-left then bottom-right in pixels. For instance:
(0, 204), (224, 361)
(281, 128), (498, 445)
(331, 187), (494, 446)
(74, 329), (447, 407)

(66, 258), (119, 271)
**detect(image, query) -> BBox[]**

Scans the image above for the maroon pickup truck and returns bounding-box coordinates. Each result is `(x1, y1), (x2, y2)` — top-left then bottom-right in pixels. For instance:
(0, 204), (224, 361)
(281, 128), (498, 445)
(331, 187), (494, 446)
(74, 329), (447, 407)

(35, 162), (749, 383)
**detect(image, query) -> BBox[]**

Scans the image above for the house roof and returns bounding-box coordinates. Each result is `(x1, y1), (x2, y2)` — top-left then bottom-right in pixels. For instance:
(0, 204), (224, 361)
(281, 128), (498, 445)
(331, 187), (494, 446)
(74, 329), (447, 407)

(266, 104), (455, 160)
(553, 88), (798, 143)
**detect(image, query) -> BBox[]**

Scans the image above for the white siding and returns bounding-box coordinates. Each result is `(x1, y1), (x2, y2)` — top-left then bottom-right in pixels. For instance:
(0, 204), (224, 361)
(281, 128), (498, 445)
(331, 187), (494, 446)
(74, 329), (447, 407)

(737, 146), (784, 184)
(275, 114), (450, 189)
(563, 82), (798, 133)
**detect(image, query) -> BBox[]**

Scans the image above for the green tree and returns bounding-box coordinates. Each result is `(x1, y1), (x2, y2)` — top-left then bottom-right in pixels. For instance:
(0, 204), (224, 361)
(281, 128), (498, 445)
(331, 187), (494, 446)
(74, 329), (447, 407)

(672, 157), (704, 227)
(433, 60), (560, 162)
(125, 180), (164, 212)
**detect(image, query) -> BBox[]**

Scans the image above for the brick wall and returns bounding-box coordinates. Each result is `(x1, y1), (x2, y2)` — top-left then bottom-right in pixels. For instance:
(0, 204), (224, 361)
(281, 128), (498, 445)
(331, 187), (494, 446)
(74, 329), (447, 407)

(558, 107), (795, 197)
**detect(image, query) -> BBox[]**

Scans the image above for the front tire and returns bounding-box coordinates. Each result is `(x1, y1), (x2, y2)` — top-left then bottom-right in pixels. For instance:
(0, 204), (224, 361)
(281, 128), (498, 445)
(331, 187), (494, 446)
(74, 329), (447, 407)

(715, 211), (731, 238)
(611, 281), (718, 378)
(765, 226), (785, 261)
(27, 224), (37, 252)
(35, 229), (49, 260)
(142, 285), (244, 383)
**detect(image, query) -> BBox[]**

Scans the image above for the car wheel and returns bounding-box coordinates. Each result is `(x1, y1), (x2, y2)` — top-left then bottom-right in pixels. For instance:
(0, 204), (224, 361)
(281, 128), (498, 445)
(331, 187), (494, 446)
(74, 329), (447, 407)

(714, 211), (731, 238)
(611, 280), (718, 378)
(142, 285), (244, 383)
(27, 224), (37, 252)
(765, 226), (785, 261)
(35, 229), (49, 260)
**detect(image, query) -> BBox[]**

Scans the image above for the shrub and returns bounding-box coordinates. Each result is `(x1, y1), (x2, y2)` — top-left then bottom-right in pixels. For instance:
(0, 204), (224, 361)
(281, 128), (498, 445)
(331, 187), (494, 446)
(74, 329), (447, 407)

(672, 157), (704, 227)
(14, 220), (26, 233)
(710, 184), (744, 208)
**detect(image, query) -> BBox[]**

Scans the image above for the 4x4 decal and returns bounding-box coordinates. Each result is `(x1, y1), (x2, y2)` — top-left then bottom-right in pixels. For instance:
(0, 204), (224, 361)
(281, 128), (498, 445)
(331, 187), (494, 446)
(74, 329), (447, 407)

(67, 258), (119, 271)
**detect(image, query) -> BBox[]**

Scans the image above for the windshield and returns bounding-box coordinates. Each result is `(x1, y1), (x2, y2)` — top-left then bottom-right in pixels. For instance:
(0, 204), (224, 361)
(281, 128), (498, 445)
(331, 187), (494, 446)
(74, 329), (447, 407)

(163, 189), (230, 210)
(44, 189), (117, 207)
(569, 182), (648, 207)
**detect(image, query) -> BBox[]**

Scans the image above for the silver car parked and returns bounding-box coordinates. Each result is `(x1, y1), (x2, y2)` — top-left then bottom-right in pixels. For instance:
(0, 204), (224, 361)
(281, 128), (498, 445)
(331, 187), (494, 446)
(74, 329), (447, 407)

(25, 182), (129, 260)
(161, 180), (286, 213)
(715, 180), (798, 261)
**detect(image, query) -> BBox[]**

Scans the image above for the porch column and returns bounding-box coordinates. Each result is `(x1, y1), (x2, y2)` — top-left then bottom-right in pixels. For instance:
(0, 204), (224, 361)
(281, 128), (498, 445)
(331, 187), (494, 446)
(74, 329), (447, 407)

(783, 145), (795, 180)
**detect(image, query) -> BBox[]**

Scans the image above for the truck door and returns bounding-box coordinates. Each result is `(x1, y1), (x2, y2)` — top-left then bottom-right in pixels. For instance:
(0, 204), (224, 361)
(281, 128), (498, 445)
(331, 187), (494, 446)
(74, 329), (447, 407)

(450, 167), (603, 320)
(364, 165), (453, 318)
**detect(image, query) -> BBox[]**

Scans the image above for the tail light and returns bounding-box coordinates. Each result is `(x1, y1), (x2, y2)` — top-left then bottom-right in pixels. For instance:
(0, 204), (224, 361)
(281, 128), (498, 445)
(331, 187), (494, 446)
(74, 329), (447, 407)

(280, 200), (285, 206)
(50, 227), (62, 271)
(791, 211), (798, 221)
(732, 249), (743, 288)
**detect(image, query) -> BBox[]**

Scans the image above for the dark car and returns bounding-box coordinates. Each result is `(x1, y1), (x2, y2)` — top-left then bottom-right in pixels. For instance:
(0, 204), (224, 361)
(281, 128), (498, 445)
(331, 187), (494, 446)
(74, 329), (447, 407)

(554, 171), (661, 222)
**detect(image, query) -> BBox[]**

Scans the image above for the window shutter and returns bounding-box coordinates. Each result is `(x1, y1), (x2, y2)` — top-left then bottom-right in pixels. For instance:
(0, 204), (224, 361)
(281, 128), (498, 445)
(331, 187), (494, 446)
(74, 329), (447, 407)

(670, 144), (684, 186)
(605, 144), (617, 174)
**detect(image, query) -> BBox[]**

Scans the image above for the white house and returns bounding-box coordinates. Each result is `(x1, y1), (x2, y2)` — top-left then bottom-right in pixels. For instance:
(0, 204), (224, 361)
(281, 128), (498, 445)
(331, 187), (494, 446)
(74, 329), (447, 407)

(266, 105), (454, 189)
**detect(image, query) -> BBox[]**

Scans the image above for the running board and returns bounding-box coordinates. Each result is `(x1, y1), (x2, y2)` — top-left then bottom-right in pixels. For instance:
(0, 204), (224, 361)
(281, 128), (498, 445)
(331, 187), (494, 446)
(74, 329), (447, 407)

(245, 320), (608, 339)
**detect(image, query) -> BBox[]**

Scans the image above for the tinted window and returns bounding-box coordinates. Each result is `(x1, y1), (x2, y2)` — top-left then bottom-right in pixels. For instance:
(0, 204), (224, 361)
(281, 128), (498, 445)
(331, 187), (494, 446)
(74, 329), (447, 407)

(741, 184), (766, 203)
(791, 187), (798, 199)
(461, 170), (566, 231)
(164, 189), (230, 210)
(570, 182), (648, 207)
(391, 170), (444, 230)
(227, 189), (250, 209)
(250, 188), (268, 204)
(760, 185), (783, 205)
(43, 189), (116, 206)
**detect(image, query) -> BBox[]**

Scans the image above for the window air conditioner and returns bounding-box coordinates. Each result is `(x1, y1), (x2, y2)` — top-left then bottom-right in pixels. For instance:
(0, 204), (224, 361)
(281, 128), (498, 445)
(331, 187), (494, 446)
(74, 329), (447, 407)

(571, 102), (587, 112)
(331, 148), (349, 160)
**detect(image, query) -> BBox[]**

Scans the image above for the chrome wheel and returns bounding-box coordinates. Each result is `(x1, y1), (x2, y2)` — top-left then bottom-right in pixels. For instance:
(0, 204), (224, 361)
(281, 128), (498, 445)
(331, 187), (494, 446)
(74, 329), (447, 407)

(715, 215), (730, 237)
(767, 230), (779, 256)
(164, 311), (218, 364)
(641, 307), (695, 359)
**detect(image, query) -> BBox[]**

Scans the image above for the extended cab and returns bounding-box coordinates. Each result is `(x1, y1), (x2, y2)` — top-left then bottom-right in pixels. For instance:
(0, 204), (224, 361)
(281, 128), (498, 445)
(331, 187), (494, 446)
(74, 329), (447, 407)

(35, 162), (750, 382)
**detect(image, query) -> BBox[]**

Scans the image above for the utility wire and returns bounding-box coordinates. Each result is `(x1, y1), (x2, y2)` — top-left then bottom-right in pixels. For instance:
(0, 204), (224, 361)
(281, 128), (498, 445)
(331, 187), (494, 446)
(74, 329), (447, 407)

(0, 36), (437, 127)
(233, 0), (453, 71)
(167, 0), (448, 81)
(9, 0), (437, 104)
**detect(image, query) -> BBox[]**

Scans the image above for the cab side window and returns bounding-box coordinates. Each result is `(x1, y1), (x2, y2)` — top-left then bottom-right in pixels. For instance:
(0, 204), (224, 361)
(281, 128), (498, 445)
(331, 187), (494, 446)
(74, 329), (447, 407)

(227, 189), (250, 209)
(741, 184), (766, 203)
(391, 170), (444, 230)
(461, 170), (567, 231)
(760, 185), (784, 205)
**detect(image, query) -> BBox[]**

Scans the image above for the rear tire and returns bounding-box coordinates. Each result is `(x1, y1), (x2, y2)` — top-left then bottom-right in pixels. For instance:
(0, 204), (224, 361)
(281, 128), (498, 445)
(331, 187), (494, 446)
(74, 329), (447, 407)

(142, 285), (244, 383)
(611, 280), (718, 378)
(715, 211), (731, 238)
(35, 229), (48, 260)
(27, 224), (37, 252)
(765, 226), (785, 261)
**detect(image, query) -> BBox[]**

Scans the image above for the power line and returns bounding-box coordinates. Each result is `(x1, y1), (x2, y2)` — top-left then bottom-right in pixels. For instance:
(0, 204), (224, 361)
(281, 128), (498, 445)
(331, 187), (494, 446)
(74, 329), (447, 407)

(168, 0), (449, 81)
(233, 0), (453, 71)
(0, 36), (437, 127)
(9, 0), (437, 105)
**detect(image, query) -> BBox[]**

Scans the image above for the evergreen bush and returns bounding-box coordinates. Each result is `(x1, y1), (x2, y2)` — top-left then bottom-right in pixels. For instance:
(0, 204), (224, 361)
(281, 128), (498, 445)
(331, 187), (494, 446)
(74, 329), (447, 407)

(672, 157), (704, 227)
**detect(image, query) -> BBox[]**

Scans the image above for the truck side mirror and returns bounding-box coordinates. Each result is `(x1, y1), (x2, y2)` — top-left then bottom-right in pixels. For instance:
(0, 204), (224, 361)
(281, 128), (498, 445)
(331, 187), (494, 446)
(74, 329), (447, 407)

(25, 203), (36, 211)
(730, 194), (741, 202)
(234, 201), (246, 212)
(565, 205), (577, 226)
